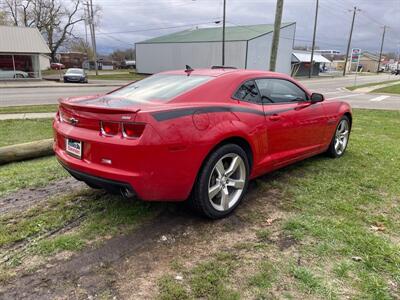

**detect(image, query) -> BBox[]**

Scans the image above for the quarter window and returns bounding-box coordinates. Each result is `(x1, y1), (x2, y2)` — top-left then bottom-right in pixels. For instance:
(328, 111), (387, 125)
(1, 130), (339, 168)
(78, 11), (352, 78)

(233, 80), (261, 104)
(255, 79), (307, 103)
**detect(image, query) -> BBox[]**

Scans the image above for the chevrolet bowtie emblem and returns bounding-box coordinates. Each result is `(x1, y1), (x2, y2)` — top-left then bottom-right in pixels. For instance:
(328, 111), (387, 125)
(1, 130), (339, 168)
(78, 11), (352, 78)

(69, 117), (79, 125)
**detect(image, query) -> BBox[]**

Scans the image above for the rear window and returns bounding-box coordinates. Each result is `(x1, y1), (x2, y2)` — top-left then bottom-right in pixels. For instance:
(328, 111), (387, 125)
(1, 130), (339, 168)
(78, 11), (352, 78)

(66, 69), (84, 75)
(109, 74), (212, 103)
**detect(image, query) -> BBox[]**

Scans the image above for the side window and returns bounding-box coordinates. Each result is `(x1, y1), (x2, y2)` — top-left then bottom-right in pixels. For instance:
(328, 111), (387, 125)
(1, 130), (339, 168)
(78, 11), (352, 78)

(233, 80), (261, 104)
(255, 79), (307, 103)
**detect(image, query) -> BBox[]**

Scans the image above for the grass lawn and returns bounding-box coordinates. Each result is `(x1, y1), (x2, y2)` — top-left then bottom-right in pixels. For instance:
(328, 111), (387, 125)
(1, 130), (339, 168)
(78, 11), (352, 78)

(158, 109), (400, 299)
(372, 83), (400, 94)
(1, 109), (399, 298)
(41, 69), (62, 76)
(0, 118), (53, 147)
(346, 79), (400, 91)
(0, 156), (67, 197)
(88, 72), (147, 81)
(0, 104), (59, 114)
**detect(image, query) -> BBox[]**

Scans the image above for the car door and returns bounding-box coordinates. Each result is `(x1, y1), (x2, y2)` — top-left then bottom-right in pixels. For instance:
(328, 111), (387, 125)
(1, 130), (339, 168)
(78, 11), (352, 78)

(232, 80), (271, 169)
(255, 78), (326, 165)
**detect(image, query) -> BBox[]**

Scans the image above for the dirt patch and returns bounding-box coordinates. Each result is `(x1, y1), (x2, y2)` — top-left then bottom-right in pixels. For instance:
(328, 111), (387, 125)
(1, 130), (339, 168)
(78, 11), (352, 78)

(276, 233), (297, 251)
(0, 178), (85, 215)
(0, 176), (290, 299)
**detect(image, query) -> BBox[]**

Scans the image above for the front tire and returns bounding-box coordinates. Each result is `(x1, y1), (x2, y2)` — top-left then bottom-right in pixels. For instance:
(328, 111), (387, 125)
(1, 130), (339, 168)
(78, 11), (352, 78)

(190, 144), (249, 219)
(327, 115), (351, 158)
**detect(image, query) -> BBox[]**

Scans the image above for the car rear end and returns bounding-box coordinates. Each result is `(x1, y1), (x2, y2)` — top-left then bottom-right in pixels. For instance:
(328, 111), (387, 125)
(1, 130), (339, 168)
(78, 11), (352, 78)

(54, 99), (167, 199)
(53, 71), (222, 201)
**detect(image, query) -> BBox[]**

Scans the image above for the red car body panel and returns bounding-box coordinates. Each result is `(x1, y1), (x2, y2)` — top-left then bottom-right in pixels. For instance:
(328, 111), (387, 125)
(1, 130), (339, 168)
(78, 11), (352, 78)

(53, 69), (352, 201)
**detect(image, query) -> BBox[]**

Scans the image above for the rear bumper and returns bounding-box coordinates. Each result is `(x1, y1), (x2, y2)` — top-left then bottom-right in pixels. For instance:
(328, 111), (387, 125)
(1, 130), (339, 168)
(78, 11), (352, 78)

(59, 160), (135, 197)
(53, 118), (204, 202)
(64, 77), (85, 82)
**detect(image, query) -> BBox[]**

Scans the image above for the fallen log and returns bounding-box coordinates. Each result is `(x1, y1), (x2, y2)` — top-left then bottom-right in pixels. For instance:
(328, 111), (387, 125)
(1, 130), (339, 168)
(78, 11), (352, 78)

(0, 139), (54, 165)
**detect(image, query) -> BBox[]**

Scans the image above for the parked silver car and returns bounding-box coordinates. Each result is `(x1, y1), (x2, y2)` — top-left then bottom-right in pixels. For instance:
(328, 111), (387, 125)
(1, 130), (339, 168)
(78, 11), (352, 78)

(0, 69), (29, 79)
(63, 68), (88, 83)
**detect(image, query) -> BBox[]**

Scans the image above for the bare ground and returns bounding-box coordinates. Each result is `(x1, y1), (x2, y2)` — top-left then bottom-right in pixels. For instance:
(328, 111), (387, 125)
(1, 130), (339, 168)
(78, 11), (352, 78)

(0, 178), (85, 215)
(0, 174), (297, 299)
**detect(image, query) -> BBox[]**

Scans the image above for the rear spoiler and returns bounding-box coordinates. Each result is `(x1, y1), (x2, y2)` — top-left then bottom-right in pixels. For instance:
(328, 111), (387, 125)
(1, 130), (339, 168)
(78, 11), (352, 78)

(59, 100), (141, 114)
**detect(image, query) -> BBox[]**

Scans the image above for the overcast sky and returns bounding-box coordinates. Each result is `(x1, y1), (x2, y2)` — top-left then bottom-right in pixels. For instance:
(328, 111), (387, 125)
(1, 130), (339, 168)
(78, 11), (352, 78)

(76, 0), (400, 55)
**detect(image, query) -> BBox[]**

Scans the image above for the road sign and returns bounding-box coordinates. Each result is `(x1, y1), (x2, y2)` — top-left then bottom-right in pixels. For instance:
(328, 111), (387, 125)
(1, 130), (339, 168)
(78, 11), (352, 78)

(351, 48), (361, 63)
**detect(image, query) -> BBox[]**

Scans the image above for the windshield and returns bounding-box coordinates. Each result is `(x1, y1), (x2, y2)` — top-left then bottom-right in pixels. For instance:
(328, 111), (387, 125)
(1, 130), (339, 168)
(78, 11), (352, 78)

(66, 69), (84, 75)
(109, 74), (212, 103)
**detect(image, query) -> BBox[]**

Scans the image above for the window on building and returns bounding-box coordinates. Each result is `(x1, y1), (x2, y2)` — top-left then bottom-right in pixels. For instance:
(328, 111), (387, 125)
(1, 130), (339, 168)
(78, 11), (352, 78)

(0, 54), (39, 80)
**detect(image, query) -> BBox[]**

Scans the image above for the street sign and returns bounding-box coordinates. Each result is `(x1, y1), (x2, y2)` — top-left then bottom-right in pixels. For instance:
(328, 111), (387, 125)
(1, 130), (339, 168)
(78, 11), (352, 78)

(351, 48), (361, 63)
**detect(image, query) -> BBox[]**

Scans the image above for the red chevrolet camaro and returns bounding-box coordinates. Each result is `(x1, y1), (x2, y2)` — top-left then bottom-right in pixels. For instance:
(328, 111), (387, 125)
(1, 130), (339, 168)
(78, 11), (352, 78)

(53, 68), (352, 219)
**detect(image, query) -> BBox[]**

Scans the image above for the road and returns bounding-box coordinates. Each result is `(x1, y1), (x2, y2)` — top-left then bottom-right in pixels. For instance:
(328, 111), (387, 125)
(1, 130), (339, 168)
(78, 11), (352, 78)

(0, 86), (116, 106)
(298, 73), (400, 110)
(0, 73), (399, 109)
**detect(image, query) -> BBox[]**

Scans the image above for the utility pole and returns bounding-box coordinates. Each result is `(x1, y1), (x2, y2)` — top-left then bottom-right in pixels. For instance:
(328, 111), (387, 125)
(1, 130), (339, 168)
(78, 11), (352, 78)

(343, 6), (360, 76)
(377, 25), (386, 73)
(308, 0), (319, 78)
(88, 0), (98, 75)
(84, 4), (88, 45)
(222, 0), (226, 66)
(270, 0), (284, 72)
(14, 1), (17, 25)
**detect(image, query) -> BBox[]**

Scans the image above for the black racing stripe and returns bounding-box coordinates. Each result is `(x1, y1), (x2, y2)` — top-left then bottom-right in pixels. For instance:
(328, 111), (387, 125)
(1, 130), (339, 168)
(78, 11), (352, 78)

(152, 106), (266, 121)
(264, 107), (293, 116)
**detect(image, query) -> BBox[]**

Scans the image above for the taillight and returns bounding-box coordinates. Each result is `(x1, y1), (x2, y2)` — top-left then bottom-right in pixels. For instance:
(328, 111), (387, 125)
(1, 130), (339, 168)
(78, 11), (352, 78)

(101, 121), (119, 136)
(59, 110), (64, 122)
(122, 123), (146, 138)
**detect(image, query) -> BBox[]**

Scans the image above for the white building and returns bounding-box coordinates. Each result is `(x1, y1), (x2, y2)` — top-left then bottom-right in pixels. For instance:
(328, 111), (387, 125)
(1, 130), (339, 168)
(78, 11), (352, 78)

(136, 23), (296, 74)
(0, 25), (51, 79)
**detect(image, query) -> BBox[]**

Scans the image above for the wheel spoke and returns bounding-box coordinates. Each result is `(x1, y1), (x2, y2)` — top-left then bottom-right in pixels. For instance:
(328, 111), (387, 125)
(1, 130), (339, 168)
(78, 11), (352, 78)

(338, 122), (343, 133)
(225, 156), (240, 177)
(334, 138), (340, 150)
(220, 187), (230, 210)
(227, 179), (245, 189)
(209, 183), (222, 199)
(339, 140), (344, 151)
(215, 160), (225, 178)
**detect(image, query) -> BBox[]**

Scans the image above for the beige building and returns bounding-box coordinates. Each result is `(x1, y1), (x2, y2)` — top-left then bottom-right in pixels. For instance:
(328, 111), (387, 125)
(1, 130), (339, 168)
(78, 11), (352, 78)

(0, 25), (50, 79)
(349, 52), (382, 72)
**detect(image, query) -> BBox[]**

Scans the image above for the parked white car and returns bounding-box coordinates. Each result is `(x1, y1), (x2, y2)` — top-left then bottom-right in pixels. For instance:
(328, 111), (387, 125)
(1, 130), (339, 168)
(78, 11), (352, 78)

(0, 69), (29, 79)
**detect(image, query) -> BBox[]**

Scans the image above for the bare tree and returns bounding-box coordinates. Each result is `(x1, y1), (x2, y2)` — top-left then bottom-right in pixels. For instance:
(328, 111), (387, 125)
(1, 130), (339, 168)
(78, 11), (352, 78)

(0, 11), (10, 25)
(3, 0), (88, 61)
(67, 37), (94, 60)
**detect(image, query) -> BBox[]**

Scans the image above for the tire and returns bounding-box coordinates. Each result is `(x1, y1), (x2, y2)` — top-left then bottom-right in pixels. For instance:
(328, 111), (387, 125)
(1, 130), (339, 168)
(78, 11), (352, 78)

(326, 115), (351, 158)
(14, 74), (24, 79)
(190, 144), (250, 219)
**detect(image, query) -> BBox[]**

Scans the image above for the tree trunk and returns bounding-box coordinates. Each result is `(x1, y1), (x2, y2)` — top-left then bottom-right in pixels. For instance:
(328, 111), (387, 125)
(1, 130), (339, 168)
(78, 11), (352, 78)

(0, 139), (54, 165)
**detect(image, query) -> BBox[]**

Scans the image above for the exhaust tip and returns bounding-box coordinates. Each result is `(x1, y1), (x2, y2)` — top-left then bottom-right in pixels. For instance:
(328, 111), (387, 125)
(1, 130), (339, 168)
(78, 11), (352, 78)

(120, 187), (135, 199)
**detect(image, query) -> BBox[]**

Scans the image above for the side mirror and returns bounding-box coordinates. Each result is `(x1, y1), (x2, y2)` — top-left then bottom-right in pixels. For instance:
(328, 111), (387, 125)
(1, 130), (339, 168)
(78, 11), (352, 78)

(310, 93), (324, 103)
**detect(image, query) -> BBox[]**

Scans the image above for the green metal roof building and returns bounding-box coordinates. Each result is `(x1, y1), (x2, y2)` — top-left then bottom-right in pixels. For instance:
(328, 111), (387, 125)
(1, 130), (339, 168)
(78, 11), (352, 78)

(136, 22), (296, 74)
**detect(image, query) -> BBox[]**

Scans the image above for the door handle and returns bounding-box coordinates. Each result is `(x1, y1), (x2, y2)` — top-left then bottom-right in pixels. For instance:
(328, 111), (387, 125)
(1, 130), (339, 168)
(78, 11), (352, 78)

(269, 114), (281, 121)
(295, 102), (312, 111)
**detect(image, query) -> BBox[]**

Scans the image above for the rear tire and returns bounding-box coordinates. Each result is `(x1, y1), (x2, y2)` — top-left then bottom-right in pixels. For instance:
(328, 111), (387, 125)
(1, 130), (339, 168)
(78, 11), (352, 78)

(190, 144), (249, 219)
(326, 115), (351, 158)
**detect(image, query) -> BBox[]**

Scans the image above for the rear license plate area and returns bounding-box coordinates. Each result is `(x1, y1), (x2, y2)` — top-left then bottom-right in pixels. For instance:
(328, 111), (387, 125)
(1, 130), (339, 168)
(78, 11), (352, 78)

(66, 138), (82, 158)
